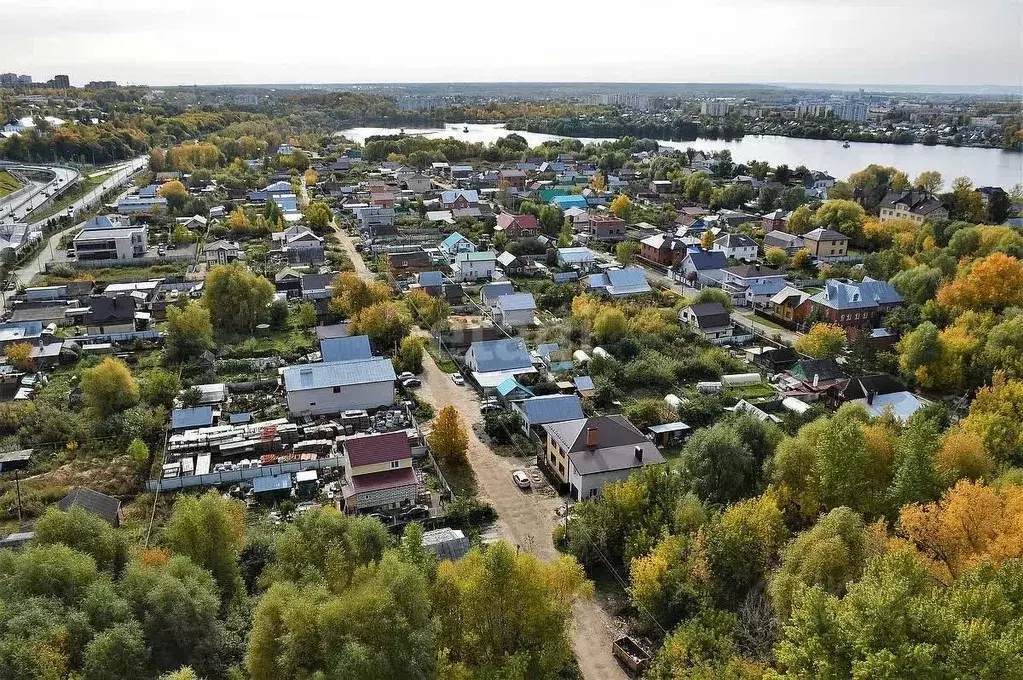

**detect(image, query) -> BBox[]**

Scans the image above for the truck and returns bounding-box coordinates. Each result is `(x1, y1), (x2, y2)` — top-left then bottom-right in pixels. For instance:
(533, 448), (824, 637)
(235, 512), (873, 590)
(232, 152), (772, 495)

(612, 636), (650, 676)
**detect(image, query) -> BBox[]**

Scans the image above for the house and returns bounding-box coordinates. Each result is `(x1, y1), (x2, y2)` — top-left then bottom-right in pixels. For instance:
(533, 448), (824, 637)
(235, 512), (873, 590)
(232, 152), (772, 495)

(356, 207), (396, 235)
(480, 281), (517, 310)
(464, 338), (536, 388)
(879, 190), (949, 224)
(808, 278), (905, 336)
(0, 321), (43, 351)
(403, 174), (432, 193)
(801, 228), (848, 259)
(761, 209), (789, 231)
(539, 348), (574, 375)
(495, 376), (535, 403)
(564, 206), (590, 229)
(117, 196), (168, 214)
(780, 358), (850, 400)
(574, 375), (596, 398)
(496, 251), (526, 275)
(283, 357), (396, 417)
(452, 251), (496, 282)
(388, 248), (433, 274)
(341, 431), (418, 514)
(583, 214), (627, 242)
(720, 264), (788, 308)
(320, 335), (372, 363)
(272, 226), (324, 261)
(439, 189), (479, 210)
(414, 271), (444, 296)
(649, 180), (673, 195)
(675, 248), (728, 286)
(840, 375), (929, 421)
(586, 268), (652, 298)
(170, 406), (214, 432)
(770, 286), (812, 323)
(754, 345), (801, 372)
(495, 213), (539, 239)
(74, 225), (148, 261)
(370, 192), (396, 208)
(84, 295), (140, 335)
(202, 240), (242, 265)
(440, 231), (476, 258)
(542, 415), (666, 500)
(275, 268), (303, 298)
(300, 273), (334, 300)
(450, 165), (473, 180)
(498, 169), (527, 191)
(712, 232), (759, 261)
(556, 247), (596, 272)
(494, 293), (537, 327)
(640, 233), (687, 267)
(679, 302), (733, 342)
(57, 488), (122, 527)
(176, 215), (208, 231)
(551, 195), (588, 210)
(512, 394), (585, 435)
(763, 230), (805, 255)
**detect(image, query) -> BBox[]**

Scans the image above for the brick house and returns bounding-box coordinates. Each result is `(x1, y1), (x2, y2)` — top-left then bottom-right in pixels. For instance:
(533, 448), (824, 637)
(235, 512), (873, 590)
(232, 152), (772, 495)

(584, 214), (627, 242)
(495, 213), (539, 239)
(808, 278), (905, 337)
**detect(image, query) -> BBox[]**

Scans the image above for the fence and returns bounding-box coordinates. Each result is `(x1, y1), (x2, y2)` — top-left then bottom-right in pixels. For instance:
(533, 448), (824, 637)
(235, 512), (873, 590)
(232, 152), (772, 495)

(146, 454), (346, 492)
(46, 254), (192, 271)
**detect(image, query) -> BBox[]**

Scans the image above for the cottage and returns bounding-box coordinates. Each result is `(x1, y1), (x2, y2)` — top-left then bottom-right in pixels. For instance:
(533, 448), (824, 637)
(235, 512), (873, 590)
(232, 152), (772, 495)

(356, 206), (396, 236)
(202, 240), (242, 264)
(761, 209), (789, 231)
(464, 338), (536, 388)
(480, 281), (516, 310)
(494, 293), (537, 327)
(495, 376), (535, 403)
(451, 251), (496, 282)
(712, 232), (759, 261)
(679, 302), (733, 343)
(498, 169), (527, 191)
(439, 189), (479, 210)
(542, 415), (665, 500)
(495, 213), (539, 239)
(387, 248), (433, 274)
(879, 190), (949, 223)
(770, 286), (813, 323)
(556, 247), (596, 272)
(675, 248), (728, 286)
(283, 358), (396, 417)
(512, 394), (585, 435)
(720, 264), (788, 308)
(586, 268), (652, 298)
(84, 295), (140, 335)
(341, 431), (418, 514)
(763, 230), (805, 255)
(801, 227), (848, 259)
(414, 271), (445, 296)
(170, 406), (215, 432)
(403, 174), (432, 193)
(640, 232), (687, 267)
(440, 231), (477, 258)
(496, 251), (526, 275)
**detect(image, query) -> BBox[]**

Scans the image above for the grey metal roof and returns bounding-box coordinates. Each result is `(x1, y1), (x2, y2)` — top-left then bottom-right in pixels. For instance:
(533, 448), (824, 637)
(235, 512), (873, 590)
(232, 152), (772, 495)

(283, 357), (396, 391)
(803, 227), (847, 241)
(480, 282), (516, 304)
(467, 338), (532, 373)
(574, 375), (595, 391)
(518, 395), (584, 426)
(604, 268), (651, 295)
(253, 474), (292, 493)
(544, 414), (647, 453)
(686, 302), (731, 329)
(57, 488), (120, 525)
(497, 293), (537, 312)
(810, 277), (904, 311)
(684, 249), (728, 271)
(417, 271), (443, 287)
(171, 406), (214, 430)
(320, 335), (373, 363)
(569, 441), (665, 475)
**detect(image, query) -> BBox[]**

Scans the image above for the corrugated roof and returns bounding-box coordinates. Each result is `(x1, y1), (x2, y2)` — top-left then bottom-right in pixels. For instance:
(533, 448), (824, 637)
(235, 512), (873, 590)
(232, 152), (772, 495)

(684, 249), (728, 271)
(558, 247), (595, 263)
(57, 488), (120, 525)
(417, 271), (443, 287)
(496, 376), (535, 398)
(480, 282), (516, 304)
(518, 395), (584, 425)
(171, 406), (214, 430)
(497, 293), (537, 312)
(345, 431), (411, 467)
(574, 375), (595, 391)
(320, 335), (372, 363)
(810, 278), (903, 311)
(253, 474), (292, 493)
(283, 358), (396, 391)
(604, 268), (651, 295)
(467, 338), (532, 373)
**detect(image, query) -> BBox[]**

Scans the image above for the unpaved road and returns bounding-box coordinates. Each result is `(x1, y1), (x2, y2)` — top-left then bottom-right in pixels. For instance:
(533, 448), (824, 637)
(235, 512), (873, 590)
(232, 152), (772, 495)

(334, 225), (629, 680)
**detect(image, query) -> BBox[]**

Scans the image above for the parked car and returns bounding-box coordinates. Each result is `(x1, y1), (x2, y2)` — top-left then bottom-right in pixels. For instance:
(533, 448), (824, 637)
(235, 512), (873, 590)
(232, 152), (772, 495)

(512, 470), (531, 489)
(65, 248), (75, 258)
(480, 403), (501, 415)
(450, 373), (465, 386)
(402, 378), (422, 388)
(157, 246), (166, 257)
(396, 372), (417, 382)
(399, 504), (430, 521)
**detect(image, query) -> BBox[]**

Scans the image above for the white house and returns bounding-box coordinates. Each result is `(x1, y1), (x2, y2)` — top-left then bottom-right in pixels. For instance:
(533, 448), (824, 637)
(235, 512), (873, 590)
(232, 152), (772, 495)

(272, 225), (323, 251)
(712, 232), (759, 261)
(283, 358), (396, 417)
(679, 302), (734, 343)
(356, 206), (395, 232)
(202, 240), (243, 265)
(73, 225), (148, 262)
(451, 251), (495, 282)
(440, 232), (476, 258)
(404, 174), (432, 193)
(494, 293), (537, 327)
(720, 265), (789, 308)
(117, 196), (168, 214)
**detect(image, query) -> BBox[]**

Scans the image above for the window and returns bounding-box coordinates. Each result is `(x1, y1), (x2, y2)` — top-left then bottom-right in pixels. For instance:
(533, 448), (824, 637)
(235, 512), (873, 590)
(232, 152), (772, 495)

(332, 386), (341, 394)
(550, 453), (556, 465)
(390, 460), (400, 469)
(558, 463), (565, 474)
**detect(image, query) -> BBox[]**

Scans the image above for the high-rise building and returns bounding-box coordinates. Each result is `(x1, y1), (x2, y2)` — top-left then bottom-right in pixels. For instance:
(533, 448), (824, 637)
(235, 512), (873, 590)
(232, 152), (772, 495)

(834, 101), (868, 122)
(700, 100), (732, 117)
(0, 73), (17, 87)
(17, 75), (31, 84)
(85, 80), (118, 90)
(53, 74), (70, 89)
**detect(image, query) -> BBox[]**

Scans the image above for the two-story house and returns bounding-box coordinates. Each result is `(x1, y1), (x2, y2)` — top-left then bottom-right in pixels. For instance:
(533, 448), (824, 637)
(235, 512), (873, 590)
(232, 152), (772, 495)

(495, 213), (539, 239)
(73, 225), (148, 262)
(879, 190), (949, 224)
(498, 169), (527, 191)
(712, 232), (759, 261)
(451, 251), (495, 282)
(583, 214), (627, 242)
(439, 189), (479, 210)
(440, 232), (477, 259)
(341, 431), (418, 514)
(678, 302), (734, 343)
(801, 228), (848, 259)
(808, 277), (905, 337)
(640, 233), (687, 267)
(720, 264), (788, 308)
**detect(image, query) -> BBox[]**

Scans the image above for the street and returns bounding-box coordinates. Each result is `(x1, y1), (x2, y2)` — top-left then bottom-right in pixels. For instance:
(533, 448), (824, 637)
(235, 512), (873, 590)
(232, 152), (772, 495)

(334, 227), (629, 680)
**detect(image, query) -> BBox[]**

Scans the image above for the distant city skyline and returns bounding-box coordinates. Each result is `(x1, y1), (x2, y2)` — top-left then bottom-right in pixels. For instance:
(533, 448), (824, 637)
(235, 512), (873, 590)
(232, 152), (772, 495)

(3, 0), (1021, 89)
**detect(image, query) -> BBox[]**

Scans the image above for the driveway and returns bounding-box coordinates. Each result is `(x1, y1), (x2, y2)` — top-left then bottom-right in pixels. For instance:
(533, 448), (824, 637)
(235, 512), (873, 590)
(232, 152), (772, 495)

(339, 230), (628, 679)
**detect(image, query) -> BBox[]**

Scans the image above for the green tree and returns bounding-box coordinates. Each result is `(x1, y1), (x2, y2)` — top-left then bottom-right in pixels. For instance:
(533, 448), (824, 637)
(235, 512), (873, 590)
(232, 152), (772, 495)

(203, 263), (275, 335)
(305, 201), (332, 230)
(165, 302), (213, 360)
(814, 199), (866, 240)
(593, 307), (628, 343)
(128, 437), (150, 471)
(795, 323), (847, 358)
(538, 204), (564, 237)
(163, 491), (246, 598)
(693, 287), (733, 312)
(914, 170), (943, 194)
(351, 301), (411, 352)
(680, 424), (755, 504)
(394, 336), (424, 375)
(33, 507), (128, 574)
(158, 180), (188, 212)
(615, 240), (641, 266)
(82, 357), (139, 418)
(787, 205), (813, 234)
(295, 302), (317, 328)
(267, 299), (289, 330)
(83, 622), (149, 680)
(140, 368), (181, 409)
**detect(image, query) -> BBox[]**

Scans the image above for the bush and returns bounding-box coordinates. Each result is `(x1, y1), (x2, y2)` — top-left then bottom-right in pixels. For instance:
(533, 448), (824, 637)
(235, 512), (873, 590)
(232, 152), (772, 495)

(445, 496), (498, 529)
(483, 411), (525, 444)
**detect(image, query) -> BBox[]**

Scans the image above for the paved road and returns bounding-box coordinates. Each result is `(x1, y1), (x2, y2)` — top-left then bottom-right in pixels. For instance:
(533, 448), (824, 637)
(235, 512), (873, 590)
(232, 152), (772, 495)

(0, 164), (79, 222)
(334, 227), (629, 680)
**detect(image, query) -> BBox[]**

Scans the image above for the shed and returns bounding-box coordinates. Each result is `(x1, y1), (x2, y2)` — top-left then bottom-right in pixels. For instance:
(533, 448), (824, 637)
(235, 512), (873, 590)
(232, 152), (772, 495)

(421, 527), (470, 561)
(647, 421), (692, 446)
(170, 406), (215, 432)
(574, 375), (595, 398)
(252, 474), (292, 502)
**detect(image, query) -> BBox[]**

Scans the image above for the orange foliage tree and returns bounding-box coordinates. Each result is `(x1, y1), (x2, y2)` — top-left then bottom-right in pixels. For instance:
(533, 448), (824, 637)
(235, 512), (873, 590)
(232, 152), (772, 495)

(936, 252), (1023, 312)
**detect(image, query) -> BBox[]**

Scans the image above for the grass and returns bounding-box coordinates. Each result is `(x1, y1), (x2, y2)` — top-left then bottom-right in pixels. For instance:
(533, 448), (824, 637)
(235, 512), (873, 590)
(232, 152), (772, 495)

(425, 342), (459, 374)
(35, 262), (189, 286)
(31, 171), (113, 221)
(0, 170), (23, 198)
(220, 327), (316, 361)
(436, 458), (477, 497)
(723, 382), (779, 401)
(736, 310), (788, 332)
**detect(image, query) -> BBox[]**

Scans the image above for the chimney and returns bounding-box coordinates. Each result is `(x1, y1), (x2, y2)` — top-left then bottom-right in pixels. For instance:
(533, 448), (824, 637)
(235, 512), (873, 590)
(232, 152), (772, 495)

(586, 426), (599, 449)
(867, 390), (876, 405)
(813, 373), (820, 388)
(634, 445), (643, 461)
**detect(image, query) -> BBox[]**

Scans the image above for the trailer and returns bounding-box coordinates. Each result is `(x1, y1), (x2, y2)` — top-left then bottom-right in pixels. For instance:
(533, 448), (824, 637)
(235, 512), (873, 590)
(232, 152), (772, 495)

(612, 636), (650, 676)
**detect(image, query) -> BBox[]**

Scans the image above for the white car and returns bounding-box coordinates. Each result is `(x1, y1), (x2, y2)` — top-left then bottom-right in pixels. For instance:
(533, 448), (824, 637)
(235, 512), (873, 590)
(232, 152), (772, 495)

(396, 372), (416, 382)
(450, 373), (465, 386)
(512, 470), (531, 489)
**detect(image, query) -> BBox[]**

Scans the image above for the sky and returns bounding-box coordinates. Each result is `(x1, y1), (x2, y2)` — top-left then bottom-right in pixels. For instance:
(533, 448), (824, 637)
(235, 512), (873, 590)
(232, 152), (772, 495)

(2, 0), (1021, 89)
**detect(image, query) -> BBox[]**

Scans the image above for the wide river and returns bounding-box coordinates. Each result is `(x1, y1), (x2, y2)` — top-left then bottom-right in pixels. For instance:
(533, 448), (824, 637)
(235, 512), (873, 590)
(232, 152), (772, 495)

(340, 123), (1022, 188)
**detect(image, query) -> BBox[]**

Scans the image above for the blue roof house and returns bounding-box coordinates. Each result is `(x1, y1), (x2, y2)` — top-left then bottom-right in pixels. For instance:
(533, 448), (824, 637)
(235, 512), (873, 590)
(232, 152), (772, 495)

(170, 406), (214, 432)
(557, 247), (596, 272)
(440, 231), (477, 258)
(512, 394), (585, 433)
(320, 335), (373, 363)
(551, 195), (588, 210)
(496, 376), (535, 403)
(464, 338), (536, 388)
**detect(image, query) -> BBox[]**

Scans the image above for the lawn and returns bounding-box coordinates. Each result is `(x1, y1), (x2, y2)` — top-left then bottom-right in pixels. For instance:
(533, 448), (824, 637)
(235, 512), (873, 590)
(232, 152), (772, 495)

(425, 341), (459, 373)
(35, 262), (189, 286)
(0, 170), (23, 198)
(736, 310), (788, 332)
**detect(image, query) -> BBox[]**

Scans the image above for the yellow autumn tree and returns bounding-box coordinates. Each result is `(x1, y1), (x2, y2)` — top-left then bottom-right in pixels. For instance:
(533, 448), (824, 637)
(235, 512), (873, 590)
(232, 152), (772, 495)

(795, 323), (847, 358)
(610, 194), (633, 220)
(936, 426), (994, 482)
(3, 342), (34, 372)
(960, 372), (1023, 463)
(428, 405), (469, 465)
(898, 480), (1023, 583)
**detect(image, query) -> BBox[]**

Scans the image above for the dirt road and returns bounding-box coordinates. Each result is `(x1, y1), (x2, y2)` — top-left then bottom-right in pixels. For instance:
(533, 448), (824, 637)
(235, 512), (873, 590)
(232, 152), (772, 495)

(334, 225), (628, 679)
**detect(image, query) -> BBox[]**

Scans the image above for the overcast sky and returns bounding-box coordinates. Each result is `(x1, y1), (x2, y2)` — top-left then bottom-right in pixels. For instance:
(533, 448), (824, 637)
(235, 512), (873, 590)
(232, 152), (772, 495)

(2, 0), (1021, 88)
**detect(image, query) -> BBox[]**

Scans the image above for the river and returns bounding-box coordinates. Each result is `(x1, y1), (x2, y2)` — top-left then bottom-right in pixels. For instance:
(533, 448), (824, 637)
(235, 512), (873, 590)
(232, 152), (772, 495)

(339, 123), (1022, 189)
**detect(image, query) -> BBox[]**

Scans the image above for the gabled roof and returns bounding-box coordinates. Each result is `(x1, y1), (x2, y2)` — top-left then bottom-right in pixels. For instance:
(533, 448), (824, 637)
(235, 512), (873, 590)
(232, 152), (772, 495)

(724, 264), (783, 279)
(440, 189), (479, 204)
(840, 374), (907, 401)
(810, 277), (904, 311)
(441, 231), (473, 250)
(557, 247), (595, 264)
(497, 251), (522, 267)
(320, 335), (372, 363)
(84, 295), (136, 325)
(683, 249), (728, 271)
(763, 230), (804, 248)
(57, 488), (120, 526)
(544, 414), (647, 453)
(344, 431), (411, 467)
(802, 227), (847, 241)
(417, 271), (444, 287)
(283, 358), (396, 391)
(171, 406), (214, 430)
(480, 281), (516, 305)
(496, 376), (535, 399)
(467, 338), (532, 373)
(497, 292), (537, 312)
(204, 239), (239, 252)
(770, 285), (811, 307)
(715, 232), (757, 249)
(496, 213), (539, 231)
(517, 394), (585, 426)
(685, 302), (731, 329)
(789, 358), (849, 383)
